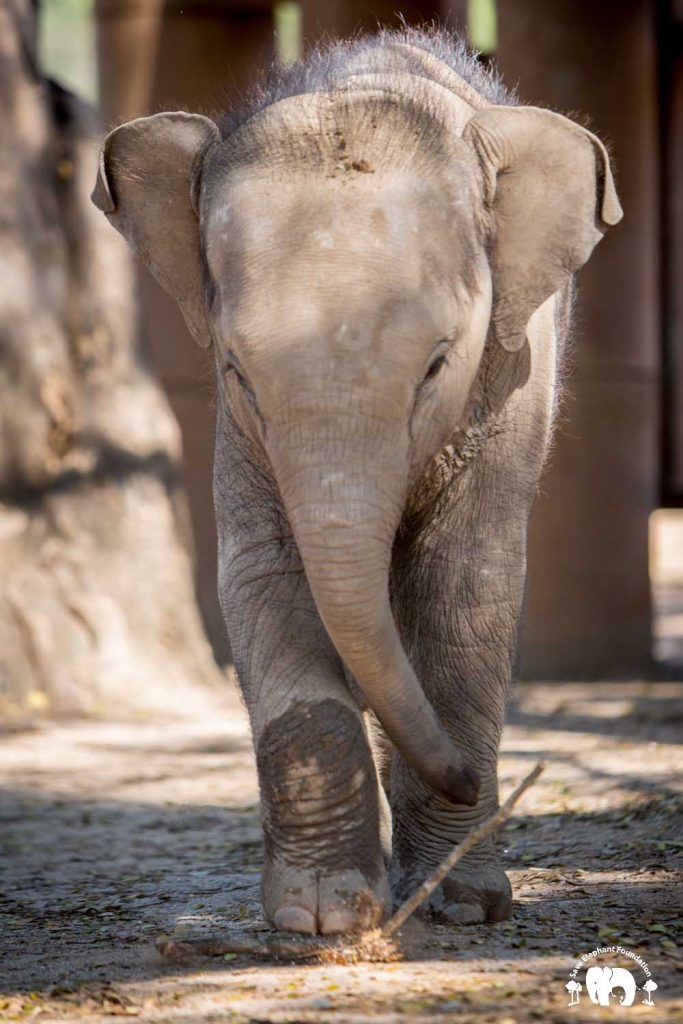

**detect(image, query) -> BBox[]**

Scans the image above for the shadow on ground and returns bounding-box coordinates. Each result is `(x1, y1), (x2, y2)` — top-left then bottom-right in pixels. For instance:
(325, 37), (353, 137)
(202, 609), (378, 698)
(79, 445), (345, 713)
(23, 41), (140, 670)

(1, 681), (681, 1022)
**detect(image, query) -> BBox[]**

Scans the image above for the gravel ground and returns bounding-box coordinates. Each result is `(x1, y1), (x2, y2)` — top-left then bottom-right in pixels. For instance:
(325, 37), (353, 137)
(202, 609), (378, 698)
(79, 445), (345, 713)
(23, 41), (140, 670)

(1, 677), (682, 1023)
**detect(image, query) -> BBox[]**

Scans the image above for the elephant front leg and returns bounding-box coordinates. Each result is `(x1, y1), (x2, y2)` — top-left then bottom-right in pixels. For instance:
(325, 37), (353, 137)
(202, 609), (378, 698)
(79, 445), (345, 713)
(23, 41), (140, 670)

(389, 517), (527, 924)
(256, 694), (389, 934)
(222, 538), (390, 934)
(390, 709), (512, 924)
(215, 429), (388, 934)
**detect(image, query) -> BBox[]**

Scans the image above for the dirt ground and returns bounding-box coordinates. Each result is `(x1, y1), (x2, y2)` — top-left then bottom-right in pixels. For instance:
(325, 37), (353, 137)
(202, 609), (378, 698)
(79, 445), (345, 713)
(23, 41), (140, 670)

(1, 675), (682, 1024)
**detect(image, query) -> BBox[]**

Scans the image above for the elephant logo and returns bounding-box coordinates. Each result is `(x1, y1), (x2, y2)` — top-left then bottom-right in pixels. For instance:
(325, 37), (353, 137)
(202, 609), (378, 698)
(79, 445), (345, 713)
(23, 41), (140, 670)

(566, 944), (657, 1008)
(586, 966), (637, 1007)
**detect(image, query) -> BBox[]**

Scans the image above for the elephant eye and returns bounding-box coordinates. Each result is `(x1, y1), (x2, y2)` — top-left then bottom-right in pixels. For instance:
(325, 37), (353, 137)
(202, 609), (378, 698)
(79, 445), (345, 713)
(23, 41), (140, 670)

(423, 353), (447, 383)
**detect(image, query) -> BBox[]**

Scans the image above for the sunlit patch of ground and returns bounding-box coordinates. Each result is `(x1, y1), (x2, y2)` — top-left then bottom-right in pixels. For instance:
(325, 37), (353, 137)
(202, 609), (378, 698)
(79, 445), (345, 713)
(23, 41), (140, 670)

(1, 675), (681, 1023)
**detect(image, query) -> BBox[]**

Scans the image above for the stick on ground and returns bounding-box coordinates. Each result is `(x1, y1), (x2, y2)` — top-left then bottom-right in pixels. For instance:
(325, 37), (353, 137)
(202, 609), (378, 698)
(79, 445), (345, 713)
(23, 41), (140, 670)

(382, 760), (545, 937)
(157, 760), (545, 962)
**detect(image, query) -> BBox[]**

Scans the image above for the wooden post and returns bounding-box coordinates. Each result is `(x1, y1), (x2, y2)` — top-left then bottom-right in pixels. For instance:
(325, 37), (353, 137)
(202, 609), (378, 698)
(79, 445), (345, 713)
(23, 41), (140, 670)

(96, 0), (275, 661)
(661, 2), (683, 503)
(492, 0), (660, 676)
(301, 0), (439, 42)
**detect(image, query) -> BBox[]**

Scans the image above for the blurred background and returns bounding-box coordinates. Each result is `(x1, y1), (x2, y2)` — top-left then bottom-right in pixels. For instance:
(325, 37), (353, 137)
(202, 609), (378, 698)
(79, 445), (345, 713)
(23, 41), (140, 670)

(3, 0), (683, 723)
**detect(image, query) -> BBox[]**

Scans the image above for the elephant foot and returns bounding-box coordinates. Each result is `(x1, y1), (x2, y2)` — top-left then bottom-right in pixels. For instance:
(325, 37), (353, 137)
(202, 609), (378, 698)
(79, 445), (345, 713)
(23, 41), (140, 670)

(256, 698), (389, 935)
(426, 860), (512, 924)
(392, 843), (512, 925)
(263, 859), (390, 935)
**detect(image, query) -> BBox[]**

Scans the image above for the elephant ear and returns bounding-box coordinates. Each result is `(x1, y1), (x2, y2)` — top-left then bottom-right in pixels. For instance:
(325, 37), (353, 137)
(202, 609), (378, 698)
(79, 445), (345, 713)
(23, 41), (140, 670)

(91, 111), (220, 348)
(463, 105), (623, 353)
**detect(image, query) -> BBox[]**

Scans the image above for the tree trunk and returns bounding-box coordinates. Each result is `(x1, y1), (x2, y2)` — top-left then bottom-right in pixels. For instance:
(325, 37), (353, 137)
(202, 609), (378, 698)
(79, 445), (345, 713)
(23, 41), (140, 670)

(0, 0), (224, 722)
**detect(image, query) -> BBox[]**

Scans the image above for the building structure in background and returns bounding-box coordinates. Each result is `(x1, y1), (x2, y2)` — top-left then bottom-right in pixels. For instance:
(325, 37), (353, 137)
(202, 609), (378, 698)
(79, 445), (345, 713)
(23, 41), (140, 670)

(661, 1), (683, 505)
(495, 0), (661, 676)
(84, 0), (680, 677)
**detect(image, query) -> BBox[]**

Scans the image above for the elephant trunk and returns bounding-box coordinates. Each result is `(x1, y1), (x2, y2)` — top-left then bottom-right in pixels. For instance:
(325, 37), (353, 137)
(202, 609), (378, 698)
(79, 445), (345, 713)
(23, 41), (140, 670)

(267, 421), (480, 806)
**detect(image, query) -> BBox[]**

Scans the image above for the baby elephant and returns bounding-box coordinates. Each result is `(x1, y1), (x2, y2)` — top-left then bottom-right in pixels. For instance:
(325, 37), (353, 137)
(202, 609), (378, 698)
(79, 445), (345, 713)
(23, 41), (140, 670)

(92, 29), (621, 934)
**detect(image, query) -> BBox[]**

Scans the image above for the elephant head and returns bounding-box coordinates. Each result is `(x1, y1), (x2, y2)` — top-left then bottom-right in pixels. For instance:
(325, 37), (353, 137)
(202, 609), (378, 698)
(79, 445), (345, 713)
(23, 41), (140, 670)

(91, 87), (620, 803)
(586, 966), (637, 1007)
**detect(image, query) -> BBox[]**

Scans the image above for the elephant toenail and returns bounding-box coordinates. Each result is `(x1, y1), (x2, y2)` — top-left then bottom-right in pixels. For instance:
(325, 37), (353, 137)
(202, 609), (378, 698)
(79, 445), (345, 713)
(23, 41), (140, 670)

(488, 894), (514, 922)
(320, 908), (357, 935)
(441, 901), (486, 925)
(272, 906), (316, 933)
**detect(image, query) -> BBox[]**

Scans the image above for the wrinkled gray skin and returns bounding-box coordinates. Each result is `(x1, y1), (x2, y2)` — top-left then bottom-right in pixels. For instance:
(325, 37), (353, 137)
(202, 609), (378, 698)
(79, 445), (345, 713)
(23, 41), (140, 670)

(92, 30), (622, 935)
